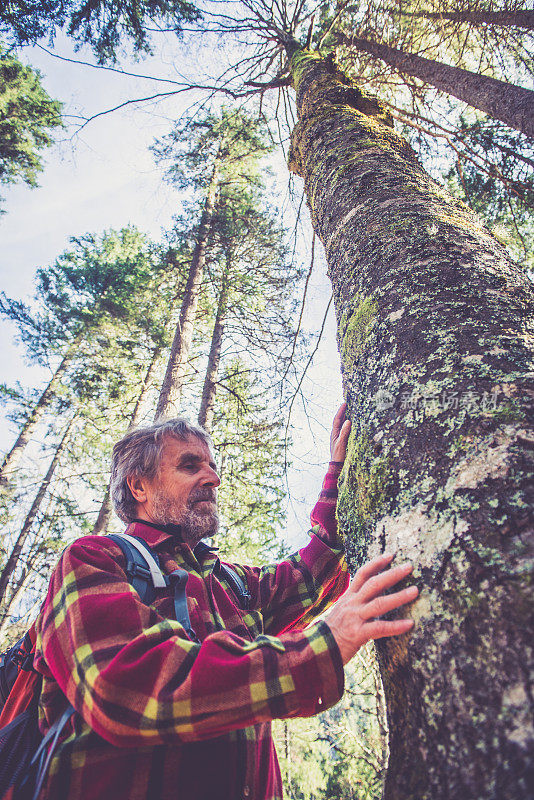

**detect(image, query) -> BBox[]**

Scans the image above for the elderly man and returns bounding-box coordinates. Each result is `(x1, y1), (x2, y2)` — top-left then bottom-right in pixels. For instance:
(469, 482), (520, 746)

(34, 407), (417, 799)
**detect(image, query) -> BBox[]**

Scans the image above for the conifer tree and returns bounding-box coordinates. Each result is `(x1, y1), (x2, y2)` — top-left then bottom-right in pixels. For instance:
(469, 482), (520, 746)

(0, 0), (200, 64)
(334, 32), (534, 137)
(0, 45), (62, 212)
(149, 118), (299, 561)
(0, 414), (76, 604)
(0, 229), (180, 612)
(197, 187), (298, 431)
(0, 227), (169, 496)
(152, 110), (272, 417)
(208, 360), (287, 564)
(389, 7), (534, 30)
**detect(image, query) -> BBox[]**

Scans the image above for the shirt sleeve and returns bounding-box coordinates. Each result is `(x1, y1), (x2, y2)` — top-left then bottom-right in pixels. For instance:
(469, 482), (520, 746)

(33, 535), (344, 749)
(229, 462), (349, 636)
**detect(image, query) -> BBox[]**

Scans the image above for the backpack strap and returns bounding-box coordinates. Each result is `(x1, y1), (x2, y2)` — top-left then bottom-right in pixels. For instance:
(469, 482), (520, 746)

(107, 533), (166, 605)
(108, 533), (167, 587)
(106, 534), (198, 641)
(166, 570), (198, 642)
(217, 563), (251, 610)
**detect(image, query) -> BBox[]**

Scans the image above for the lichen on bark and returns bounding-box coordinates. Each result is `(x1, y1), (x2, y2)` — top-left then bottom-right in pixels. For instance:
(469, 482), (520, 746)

(289, 48), (534, 800)
(338, 294), (378, 366)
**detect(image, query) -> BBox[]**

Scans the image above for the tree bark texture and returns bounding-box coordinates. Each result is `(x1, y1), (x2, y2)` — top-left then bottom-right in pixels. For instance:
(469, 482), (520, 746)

(0, 339), (79, 493)
(155, 154), (222, 419)
(288, 50), (534, 800)
(417, 9), (534, 30)
(197, 268), (230, 432)
(337, 34), (534, 138)
(0, 417), (75, 605)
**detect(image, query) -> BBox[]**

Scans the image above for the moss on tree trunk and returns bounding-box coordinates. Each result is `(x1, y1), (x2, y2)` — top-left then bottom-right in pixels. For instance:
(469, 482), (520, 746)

(289, 49), (534, 800)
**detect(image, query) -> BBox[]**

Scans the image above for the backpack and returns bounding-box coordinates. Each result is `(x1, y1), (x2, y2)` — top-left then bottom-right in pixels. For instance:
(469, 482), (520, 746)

(0, 533), (250, 800)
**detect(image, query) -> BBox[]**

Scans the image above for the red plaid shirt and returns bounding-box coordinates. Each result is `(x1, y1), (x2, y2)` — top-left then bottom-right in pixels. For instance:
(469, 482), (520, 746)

(34, 463), (349, 799)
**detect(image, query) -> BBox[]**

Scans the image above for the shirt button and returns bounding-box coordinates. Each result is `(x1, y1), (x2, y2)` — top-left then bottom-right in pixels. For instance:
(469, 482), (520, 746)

(243, 787), (250, 797)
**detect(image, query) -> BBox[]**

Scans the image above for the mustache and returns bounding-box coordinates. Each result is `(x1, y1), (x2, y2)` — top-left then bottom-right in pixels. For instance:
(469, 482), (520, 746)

(188, 488), (217, 505)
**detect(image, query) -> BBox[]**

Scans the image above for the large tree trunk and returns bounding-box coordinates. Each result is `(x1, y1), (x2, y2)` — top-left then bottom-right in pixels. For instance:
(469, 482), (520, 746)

(288, 49), (533, 800)
(336, 33), (534, 138)
(155, 153), (222, 418)
(406, 9), (534, 30)
(0, 336), (80, 493)
(197, 265), (230, 432)
(0, 416), (76, 605)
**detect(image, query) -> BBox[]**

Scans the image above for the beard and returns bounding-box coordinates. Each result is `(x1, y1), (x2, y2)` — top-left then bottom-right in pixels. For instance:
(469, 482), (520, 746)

(150, 487), (219, 546)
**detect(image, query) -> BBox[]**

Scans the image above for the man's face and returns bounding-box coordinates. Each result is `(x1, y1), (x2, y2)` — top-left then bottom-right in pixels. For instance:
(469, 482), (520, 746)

(129, 435), (221, 546)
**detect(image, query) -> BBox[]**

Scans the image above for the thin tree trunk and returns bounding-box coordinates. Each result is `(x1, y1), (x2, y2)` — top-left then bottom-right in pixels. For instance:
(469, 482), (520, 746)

(0, 336), (80, 492)
(197, 265), (230, 432)
(288, 48), (533, 800)
(0, 548), (42, 631)
(91, 485), (113, 537)
(0, 597), (41, 646)
(155, 152), (223, 419)
(91, 344), (163, 535)
(400, 9), (534, 30)
(0, 416), (76, 605)
(336, 33), (534, 137)
(129, 347), (162, 430)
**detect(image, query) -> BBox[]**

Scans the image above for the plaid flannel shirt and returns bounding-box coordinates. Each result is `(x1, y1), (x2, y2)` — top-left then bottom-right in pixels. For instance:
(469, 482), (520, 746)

(33, 462), (349, 799)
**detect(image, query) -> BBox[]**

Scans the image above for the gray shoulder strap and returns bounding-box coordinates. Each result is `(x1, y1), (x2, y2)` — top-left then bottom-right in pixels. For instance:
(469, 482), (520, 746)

(110, 532), (167, 588)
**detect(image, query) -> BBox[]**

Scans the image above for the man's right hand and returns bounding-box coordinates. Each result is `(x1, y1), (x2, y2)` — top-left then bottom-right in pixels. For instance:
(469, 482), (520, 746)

(324, 553), (419, 665)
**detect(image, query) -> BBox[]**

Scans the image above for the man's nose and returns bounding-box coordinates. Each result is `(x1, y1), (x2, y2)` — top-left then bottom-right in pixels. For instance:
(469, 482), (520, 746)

(202, 465), (221, 488)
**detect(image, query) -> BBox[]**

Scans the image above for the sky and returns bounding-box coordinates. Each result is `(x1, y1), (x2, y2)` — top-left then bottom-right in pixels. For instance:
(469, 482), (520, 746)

(0, 32), (344, 549)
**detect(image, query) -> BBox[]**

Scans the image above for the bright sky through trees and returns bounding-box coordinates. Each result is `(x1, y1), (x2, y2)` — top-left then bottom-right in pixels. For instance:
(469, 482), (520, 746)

(0, 32), (343, 549)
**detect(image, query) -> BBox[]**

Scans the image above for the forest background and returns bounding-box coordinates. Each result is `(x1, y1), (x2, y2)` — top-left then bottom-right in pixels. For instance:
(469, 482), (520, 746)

(0, 1), (532, 798)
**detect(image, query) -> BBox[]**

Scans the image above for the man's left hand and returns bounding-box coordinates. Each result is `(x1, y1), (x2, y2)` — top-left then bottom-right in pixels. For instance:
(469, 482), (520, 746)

(330, 403), (351, 463)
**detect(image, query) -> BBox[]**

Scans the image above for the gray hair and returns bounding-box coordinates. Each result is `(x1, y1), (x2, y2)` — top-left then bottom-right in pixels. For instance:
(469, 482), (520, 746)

(110, 417), (213, 523)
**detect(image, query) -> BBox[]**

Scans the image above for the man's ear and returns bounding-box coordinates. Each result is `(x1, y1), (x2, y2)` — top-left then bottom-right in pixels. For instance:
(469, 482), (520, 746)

(127, 475), (150, 504)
